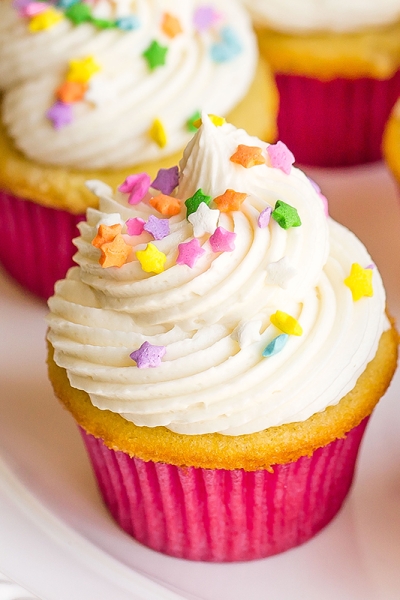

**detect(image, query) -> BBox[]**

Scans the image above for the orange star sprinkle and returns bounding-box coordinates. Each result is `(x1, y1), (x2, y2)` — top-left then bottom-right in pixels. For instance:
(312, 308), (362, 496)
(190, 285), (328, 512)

(161, 13), (183, 38)
(230, 144), (266, 168)
(56, 81), (88, 103)
(92, 224), (122, 249)
(150, 194), (181, 217)
(99, 234), (132, 268)
(214, 189), (248, 212)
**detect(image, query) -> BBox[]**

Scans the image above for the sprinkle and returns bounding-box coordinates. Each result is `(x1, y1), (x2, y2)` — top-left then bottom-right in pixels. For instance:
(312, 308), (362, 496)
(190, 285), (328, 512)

(162, 13), (182, 38)
(344, 263), (374, 301)
(149, 118), (168, 148)
(266, 257), (296, 289)
(210, 26), (242, 63)
(136, 243), (167, 274)
(56, 81), (87, 103)
(28, 7), (63, 31)
(150, 194), (181, 217)
(92, 223), (121, 249)
(232, 320), (262, 349)
(116, 15), (140, 30)
(258, 207), (272, 228)
(187, 110), (201, 132)
(365, 263), (376, 270)
(144, 215), (170, 240)
(151, 166), (179, 195)
(21, 2), (48, 17)
(90, 18), (115, 29)
(99, 234), (132, 268)
(185, 188), (212, 218)
(188, 202), (219, 237)
(118, 173), (151, 205)
(267, 141), (295, 175)
(130, 341), (166, 369)
(176, 239), (205, 268)
(262, 334), (289, 357)
(230, 144), (266, 169)
(57, 0), (79, 7)
(214, 189), (247, 213)
(67, 56), (101, 84)
(143, 40), (168, 70)
(193, 5), (220, 31)
(13, 0), (32, 10)
(65, 2), (92, 24)
(209, 227), (236, 253)
(97, 213), (125, 228)
(46, 101), (73, 129)
(126, 217), (145, 236)
(271, 200), (301, 229)
(270, 311), (302, 336)
(193, 114), (226, 129)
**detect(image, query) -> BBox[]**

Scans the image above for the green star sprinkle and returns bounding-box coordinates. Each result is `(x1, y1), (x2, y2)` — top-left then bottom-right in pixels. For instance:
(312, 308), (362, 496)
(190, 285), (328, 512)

(187, 110), (201, 132)
(272, 200), (301, 229)
(143, 40), (168, 70)
(90, 18), (116, 29)
(65, 3), (92, 24)
(185, 189), (212, 219)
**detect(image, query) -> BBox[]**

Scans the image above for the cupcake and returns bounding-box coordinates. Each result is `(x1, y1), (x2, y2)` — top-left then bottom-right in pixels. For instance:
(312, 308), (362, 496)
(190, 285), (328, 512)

(242, 0), (400, 167)
(46, 115), (398, 562)
(383, 96), (400, 185)
(0, 0), (277, 299)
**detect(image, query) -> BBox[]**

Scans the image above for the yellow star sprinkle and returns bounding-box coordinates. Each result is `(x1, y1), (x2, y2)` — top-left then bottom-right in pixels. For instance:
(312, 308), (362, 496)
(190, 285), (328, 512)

(344, 263), (374, 301)
(149, 118), (168, 148)
(67, 56), (102, 84)
(193, 114), (226, 129)
(270, 310), (303, 336)
(136, 243), (167, 274)
(28, 8), (64, 32)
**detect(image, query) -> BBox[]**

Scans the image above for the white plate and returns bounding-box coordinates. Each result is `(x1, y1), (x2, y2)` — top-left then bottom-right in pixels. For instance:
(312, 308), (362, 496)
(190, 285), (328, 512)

(1, 163), (400, 600)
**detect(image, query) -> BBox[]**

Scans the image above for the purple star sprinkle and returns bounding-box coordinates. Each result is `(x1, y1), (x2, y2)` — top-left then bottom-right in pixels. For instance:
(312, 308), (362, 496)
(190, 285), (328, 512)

(258, 206), (272, 228)
(365, 263), (376, 270)
(12, 0), (32, 10)
(46, 102), (73, 130)
(126, 217), (145, 236)
(193, 5), (220, 31)
(267, 141), (295, 175)
(118, 173), (151, 205)
(144, 215), (170, 240)
(151, 166), (179, 195)
(209, 226), (236, 253)
(176, 238), (205, 268)
(130, 341), (166, 369)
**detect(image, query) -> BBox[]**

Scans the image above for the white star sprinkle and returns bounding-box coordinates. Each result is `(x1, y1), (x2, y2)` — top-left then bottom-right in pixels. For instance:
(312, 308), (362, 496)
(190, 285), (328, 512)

(266, 257), (297, 289)
(188, 202), (220, 237)
(97, 213), (125, 227)
(232, 320), (262, 349)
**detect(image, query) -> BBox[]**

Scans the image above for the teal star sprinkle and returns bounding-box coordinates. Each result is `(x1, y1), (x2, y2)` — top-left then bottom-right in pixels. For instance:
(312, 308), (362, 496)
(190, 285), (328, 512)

(272, 200), (301, 229)
(185, 189), (212, 219)
(262, 334), (289, 357)
(143, 40), (168, 71)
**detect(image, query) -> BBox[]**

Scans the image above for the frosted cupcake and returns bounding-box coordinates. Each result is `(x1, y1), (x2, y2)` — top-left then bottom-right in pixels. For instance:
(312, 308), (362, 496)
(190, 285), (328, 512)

(0, 0), (277, 299)
(47, 115), (397, 561)
(242, 0), (400, 167)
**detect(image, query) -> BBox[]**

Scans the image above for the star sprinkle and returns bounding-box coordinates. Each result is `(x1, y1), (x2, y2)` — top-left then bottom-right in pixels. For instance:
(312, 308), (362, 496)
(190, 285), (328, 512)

(272, 200), (301, 229)
(92, 223), (122, 249)
(58, 0), (80, 8)
(97, 213), (125, 228)
(344, 263), (374, 301)
(262, 334), (289, 358)
(67, 56), (101, 84)
(21, 2), (48, 17)
(130, 341), (166, 369)
(116, 15), (140, 30)
(188, 202), (219, 237)
(193, 114), (226, 129)
(187, 110), (201, 132)
(144, 215), (170, 240)
(209, 227), (236, 253)
(118, 173), (151, 205)
(162, 13), (182, 38)
(126, 217), (145, 236)
(214, 189), (247, 213)
(185, 188), (212, 218)
(46, 102), (73, 129)
(151, 166), (179, 195)
(65, 2), (92, 24)
(193, 5), (220, 31)
(136, 243), (167, 274)
(99, 234), (132, 268)
(232, 320), (262, 349)
(267, 141), (295, 175)
(270, 311), (302, 336)
(266, 257), (297, 289)
(56, 81), (87, 103)
(211, 26), (242, 63)
(258, 206), (272, 228)
(230, 144), (266, 169)
(149, 118), (168, 148)
(176, 239), (205, 268)
(149, 194), (181, 217)
(143, 40), (168, 70)
(28, 7), (63, 31)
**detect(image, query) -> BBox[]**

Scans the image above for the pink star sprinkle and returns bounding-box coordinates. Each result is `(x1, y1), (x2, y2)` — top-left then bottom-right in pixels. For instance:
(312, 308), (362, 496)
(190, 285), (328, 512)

(46, 102), (73, 130)
(209, 227), (236, 253)
(21, 1), (48, 16)
(130, 341), (166, 369)
(151, 166), (179, 195)
(193, 5), (221, 31)
(118, 173), (151, 205)
(144, 215), (170, 240)
(176, 239), (205, 268)
(267, 141), (295, 175)
(126, 217), (145, 236)
(258, 206), (272, 228)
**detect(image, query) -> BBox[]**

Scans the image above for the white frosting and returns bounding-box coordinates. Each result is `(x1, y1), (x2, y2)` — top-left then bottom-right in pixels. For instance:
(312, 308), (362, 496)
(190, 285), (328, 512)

(0, 0), (257, 169)
(47, 117), (387, 436)
(242, 0), (400, 33)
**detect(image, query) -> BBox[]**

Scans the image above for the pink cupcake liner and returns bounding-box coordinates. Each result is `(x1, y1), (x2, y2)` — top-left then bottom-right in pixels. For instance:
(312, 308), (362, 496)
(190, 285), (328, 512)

(275, 71), (400, 167)
(0, 189), (84, 300)
(81, 417), (369, 562)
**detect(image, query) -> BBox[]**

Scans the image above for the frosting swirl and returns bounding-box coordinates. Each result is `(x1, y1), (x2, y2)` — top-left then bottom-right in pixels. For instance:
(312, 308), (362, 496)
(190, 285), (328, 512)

(0, 0), (257, 169)
(47, 116), (387, 435)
